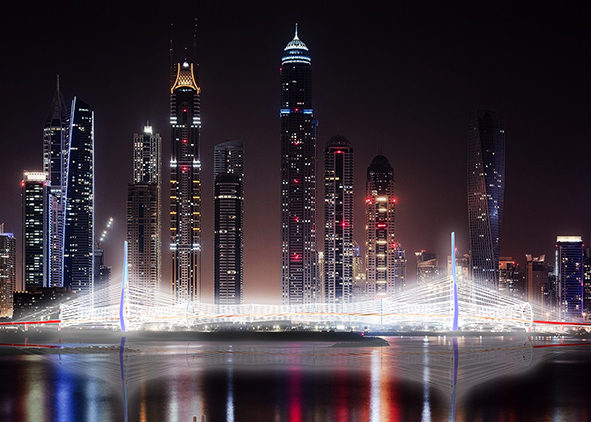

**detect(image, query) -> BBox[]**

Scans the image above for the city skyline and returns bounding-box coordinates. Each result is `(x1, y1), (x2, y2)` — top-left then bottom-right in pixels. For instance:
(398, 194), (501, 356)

(0, 3), (589, 303)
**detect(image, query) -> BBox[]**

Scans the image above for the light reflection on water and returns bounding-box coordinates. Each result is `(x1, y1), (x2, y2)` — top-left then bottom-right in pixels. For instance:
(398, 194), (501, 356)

(0, 336), (589, 421)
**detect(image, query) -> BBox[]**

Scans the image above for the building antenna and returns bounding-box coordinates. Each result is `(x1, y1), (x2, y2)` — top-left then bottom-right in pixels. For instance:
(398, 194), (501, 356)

(193, 17), (198, 55)
(295, 22), (298, 38)
(169, 23), (174, 88)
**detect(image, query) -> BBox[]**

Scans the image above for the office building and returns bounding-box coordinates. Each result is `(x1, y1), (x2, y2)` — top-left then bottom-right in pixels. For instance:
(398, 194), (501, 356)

(525, 255), (548, 306)
(556, 236), (584, 319)
(214, 140), (244, 305)
(22, 172), (50, 289)
(280, 25), (318, 305)
(63, 98), (94, 294)
(323, 136), (353, 303)
(468, 110), (505, 287)
(0, 225), (16, 317)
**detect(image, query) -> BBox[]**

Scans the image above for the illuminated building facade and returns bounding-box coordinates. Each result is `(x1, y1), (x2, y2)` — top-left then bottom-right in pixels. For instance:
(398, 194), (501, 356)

(43, 77), (67, 288)
(323, 136), (353, 303)
(0, 225), (16, 317)
(214, 140), (243, 305)
(468, 110), (505, 287)
(365, 154), (397, 298)
(22, 172), (50, 289)
(63, 98), (94, 294)
(280, 25), (318, 305)
(555, 236), (584, 319)
(127, 124), (162, 302)
(170, 60), (201, 303)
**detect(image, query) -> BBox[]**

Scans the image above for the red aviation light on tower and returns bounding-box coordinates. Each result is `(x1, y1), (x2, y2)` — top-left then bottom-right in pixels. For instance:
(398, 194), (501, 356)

(391, 198), (397, 203)
(366, 197), (373, 204)
(340, 221), (349, 227)
(182, 139), (188, 144)
(376, 223), (387, 229)
(182, 108), (188, 113)
(293, 179), (299, 184)
(182, 166), (188, 173)
(334, 150), (344, 154)
(292, 253), (301, 261)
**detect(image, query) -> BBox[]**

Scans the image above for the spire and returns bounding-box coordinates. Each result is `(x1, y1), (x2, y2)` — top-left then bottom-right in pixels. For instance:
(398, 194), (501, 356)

(45, 75), (67, 127)
(295, 23), (299, 39)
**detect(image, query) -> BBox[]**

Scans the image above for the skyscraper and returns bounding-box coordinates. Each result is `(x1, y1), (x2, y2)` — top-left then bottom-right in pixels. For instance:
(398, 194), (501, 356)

(214, 140), (244, 305)
(365, 154), (397, 298)
(63, 97), (94, 294)
(0, 225), (16, 317)
(43, 77), (67, 288)
(555, 236), (584, 319)
(281, 25), (318, 305)
(127, 124), (162, 303)
(21, 172), (50, 289)
(323, 136), (353, 303)
(467, 110), (505, 287)
(170, 59), (201, 303)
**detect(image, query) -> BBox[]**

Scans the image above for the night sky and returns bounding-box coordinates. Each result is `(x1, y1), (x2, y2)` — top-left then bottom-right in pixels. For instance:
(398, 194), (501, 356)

(1, 2), (589, 302)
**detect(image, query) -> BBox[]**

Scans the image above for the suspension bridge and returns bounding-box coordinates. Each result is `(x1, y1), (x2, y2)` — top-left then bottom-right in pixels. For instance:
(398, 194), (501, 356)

(2, 233), (589, 332)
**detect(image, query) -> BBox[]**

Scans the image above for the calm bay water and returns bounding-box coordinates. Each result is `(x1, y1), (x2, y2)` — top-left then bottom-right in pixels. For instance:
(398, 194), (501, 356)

(0, 336), (589, 421)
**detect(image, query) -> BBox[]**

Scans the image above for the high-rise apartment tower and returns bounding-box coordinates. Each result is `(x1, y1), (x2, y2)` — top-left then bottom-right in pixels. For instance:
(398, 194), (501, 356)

(323, 136), (353, 303)
(365, 154), (397, 298)
(214, 140), (244, 305)
(127, 124), (162, 303)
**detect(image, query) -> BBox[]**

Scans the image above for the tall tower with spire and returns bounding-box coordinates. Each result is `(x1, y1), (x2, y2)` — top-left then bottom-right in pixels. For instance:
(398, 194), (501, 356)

(280, 25), (318, 305)
(169, 41), (202, 303)
(43, 76), (68, 287)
